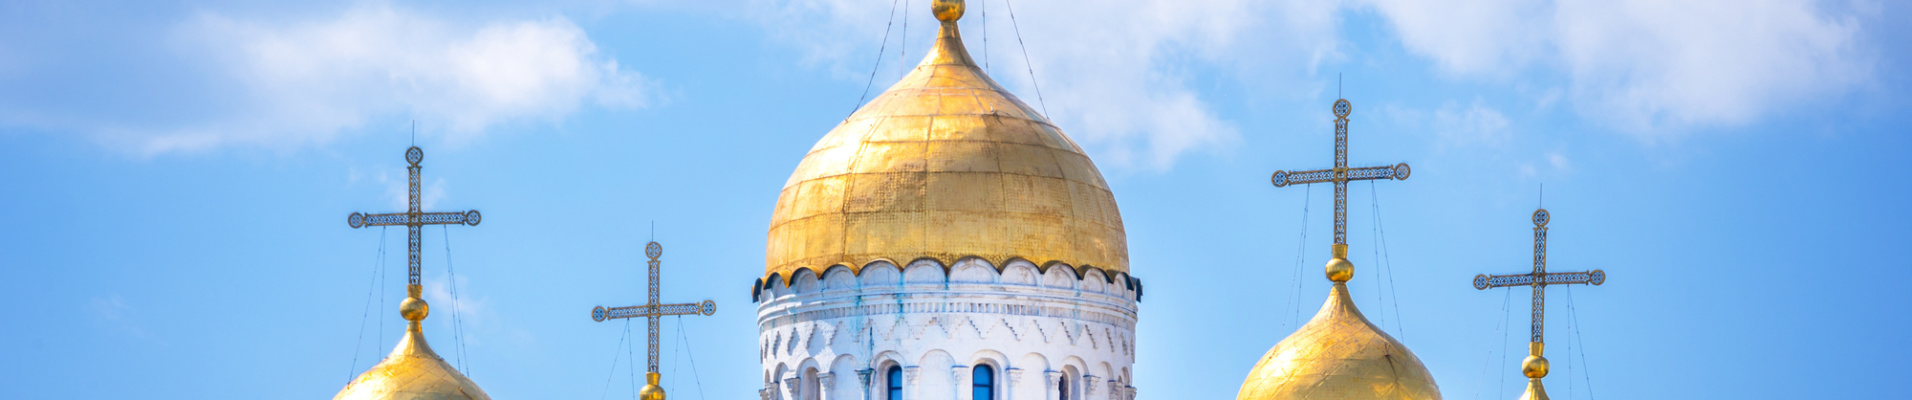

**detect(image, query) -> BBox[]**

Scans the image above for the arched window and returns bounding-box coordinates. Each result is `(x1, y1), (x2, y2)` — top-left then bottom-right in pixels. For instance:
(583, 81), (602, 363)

(803, 368), (819, 400)
(972, 365), (994, 400)
(886, 366), (903, 400)
(1058, 375), (1069, 400)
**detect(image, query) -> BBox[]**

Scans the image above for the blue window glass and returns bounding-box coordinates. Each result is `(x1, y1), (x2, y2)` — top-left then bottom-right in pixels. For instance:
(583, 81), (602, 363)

(972, 365), (994, 400)
(887, 366), (903, 400)
(1059, 375), (1069, 400)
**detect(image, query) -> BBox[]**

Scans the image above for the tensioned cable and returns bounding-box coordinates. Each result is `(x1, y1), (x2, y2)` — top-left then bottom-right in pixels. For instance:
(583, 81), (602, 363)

(1285, 185), (1312, 330)
(900, 0), (909, 77)
(1369, 185), (1384, 330)
(1497, 289), (1513, 400)
(850, 0), (904, 118)
(1567, 285), (1596, 400)
(980, 0), (988, 71)
(628, 320), (639, 400)
(347, 227), (389, 384)
(1002, 0), (1050, 117)
(442, 226), (470, 375)
(1475, 287), (1511, 400)
(671, 317), (680, 397)
(1370, 180), (1407, 340)
(599, 318), (633, 400)
(677, 315), (710, 400)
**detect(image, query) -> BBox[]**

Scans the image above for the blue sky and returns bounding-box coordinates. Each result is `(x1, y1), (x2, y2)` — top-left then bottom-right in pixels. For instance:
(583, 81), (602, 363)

(1, 0), (1906, 398)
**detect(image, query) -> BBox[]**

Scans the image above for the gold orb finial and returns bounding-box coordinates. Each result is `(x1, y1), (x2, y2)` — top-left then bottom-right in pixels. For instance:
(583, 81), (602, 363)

(933, 0), (964, 22)
(400, 284), (430, 321)
(1521, 355), (1550, 378)
(400, 296), (430, 321)
(1325, 257), (1353, 282)
(1325, 243), (1353, 282)
(639, 372), (666, 400)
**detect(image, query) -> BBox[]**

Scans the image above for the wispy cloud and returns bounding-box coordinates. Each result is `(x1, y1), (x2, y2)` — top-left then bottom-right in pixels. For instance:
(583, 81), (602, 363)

(89, 295), (159, 342)
(2, 3), (652, 156)
(1363, 0), (1875, 133)
(1432, 99), (1512, 147)
(745, 0), (1345, 169)
(744, 0), (1877, 167)
(424, 275), (488, 337)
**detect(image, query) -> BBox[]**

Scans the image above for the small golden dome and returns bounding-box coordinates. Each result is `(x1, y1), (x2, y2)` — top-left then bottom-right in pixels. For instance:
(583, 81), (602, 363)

(335, 288), (489, 400)
(766, 3), (1126, 280)
(1521, 355), (1549, 378)
(1237, 282), (1440, 400)
(400, 297), (429, 321)
(932, 0), (964, 22)
(639, 372), (666, 400)
(1325, 257), (1354, 282)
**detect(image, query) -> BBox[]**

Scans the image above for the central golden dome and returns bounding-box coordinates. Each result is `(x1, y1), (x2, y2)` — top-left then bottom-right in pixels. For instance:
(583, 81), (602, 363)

(766, 2), (1126, 280)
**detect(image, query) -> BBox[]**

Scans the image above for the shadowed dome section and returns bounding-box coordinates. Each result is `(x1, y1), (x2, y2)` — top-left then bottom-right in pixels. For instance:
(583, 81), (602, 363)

(1237, 282), (1440, 400)
(765, 1), (1126, 280)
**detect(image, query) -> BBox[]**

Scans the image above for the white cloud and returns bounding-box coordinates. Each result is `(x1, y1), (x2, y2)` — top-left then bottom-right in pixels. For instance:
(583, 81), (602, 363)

(102, 4), (649, 155)
(425, 274), (489, 332)
(747, 0), (1344, 169)
(1362, 0), (1552, 76)
(1432, 99), (1512, 147)
(1364, 0), (1874, 132)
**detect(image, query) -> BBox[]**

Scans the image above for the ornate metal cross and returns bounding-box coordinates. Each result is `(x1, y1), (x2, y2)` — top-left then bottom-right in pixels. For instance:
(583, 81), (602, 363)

(1271, 98), (1411, 249)
(1471, 208), (1606, 386)
(346, 146), (482, 290)
(591, 241), (716, 375)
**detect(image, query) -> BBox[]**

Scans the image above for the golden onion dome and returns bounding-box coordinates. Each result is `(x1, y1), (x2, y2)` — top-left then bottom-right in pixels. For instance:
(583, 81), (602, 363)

(1238, 250), (1440, 400)
(766, 0), (1126, 280)
(335, 287), (490, 400)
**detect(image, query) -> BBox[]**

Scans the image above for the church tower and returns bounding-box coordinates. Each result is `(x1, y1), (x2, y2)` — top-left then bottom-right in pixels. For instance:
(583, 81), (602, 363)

(754, 1), (1140, 399)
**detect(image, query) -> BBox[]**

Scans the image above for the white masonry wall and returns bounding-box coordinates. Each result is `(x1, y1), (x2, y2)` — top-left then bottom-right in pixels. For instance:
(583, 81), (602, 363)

(755, 257), (1140, 400)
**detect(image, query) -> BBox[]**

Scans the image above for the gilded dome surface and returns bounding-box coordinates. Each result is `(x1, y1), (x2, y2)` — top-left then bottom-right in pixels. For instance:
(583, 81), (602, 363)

(335, 297), (489, 400)
(765, 9), (1126, 280)
(1238, 282), (1440, 400)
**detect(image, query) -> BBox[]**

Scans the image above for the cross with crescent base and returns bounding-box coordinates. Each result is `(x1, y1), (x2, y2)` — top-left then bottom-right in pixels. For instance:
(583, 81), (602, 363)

(1270, 98), (1411, 273)
(345, 146), (482, 306)
(1471, 208), (1606, 399)
(591, 241), (716, 400)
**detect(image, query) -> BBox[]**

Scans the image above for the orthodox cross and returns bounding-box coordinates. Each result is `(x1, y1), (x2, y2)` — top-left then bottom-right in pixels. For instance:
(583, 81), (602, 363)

(1270, 98), (1411, 262)
(591, 241), (717, 377)
(346, 146), (481, 294)
(1471, 208), (1606, 386)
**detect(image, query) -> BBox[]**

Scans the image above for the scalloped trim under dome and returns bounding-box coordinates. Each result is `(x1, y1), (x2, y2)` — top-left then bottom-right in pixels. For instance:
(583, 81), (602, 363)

(752, 257), (1141, 303)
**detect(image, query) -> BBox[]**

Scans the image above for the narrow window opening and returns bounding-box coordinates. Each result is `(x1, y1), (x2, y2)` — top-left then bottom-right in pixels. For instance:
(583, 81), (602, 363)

(886, 366), (904, 400)
(972, 365), (995, 400)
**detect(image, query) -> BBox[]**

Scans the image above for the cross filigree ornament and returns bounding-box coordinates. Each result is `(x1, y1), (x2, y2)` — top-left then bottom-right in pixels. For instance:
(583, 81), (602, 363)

(591, 241), (716, 400)
(1270, 98), (1411, 280)
(1472, 208), (1607, 398)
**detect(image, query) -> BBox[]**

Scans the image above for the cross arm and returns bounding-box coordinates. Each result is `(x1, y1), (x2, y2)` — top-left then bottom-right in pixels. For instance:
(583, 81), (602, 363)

(347, 211), (482, 228)
(1270, 163), (1411, 187)
(1472, 269), (1606, 290)
(591, 300), (717, 322)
